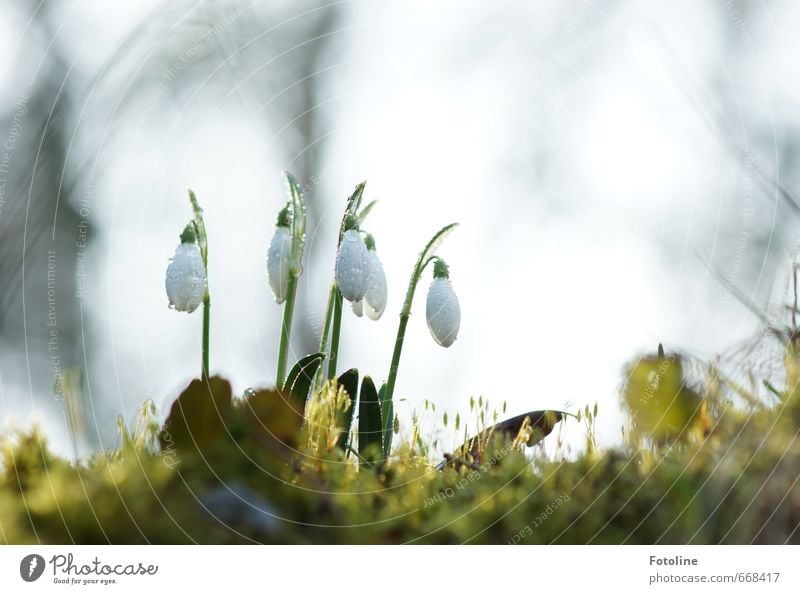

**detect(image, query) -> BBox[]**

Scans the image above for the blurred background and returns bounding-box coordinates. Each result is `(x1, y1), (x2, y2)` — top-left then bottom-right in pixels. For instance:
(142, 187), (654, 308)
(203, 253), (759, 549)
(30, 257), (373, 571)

(1, 0), (799, 457)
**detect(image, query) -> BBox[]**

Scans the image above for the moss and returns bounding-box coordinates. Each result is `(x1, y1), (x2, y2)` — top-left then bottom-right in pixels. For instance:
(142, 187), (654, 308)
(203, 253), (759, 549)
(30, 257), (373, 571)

(2, 348), (800, 544)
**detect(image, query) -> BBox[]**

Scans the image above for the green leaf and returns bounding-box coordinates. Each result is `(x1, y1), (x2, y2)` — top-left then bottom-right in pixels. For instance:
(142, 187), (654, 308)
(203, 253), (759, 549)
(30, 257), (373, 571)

(335, 368), (359, 451)
(358, 376), (382, 465)
(357, 199), (378, 225)
(283, 171), (306, 276)
(187, 189), (207, 265)
(282, 352), (325, 414)
(336, 182), (367, 244)
(417, 222), (458, 273)
(379, 382), (393, 459)
(347, 181), (366, 215)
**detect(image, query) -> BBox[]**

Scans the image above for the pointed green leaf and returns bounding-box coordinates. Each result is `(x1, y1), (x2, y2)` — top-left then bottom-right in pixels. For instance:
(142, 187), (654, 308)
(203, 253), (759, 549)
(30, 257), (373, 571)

(358, 376), (382, 465)
(337, 182), (367, 244)
(357, 199), (378, 225)
(347, 181), (366, 215)
(379, 382), (393, 459)
(187, 189), (208, 264)
(418, 223), (458, 271)
(335, 368), (359, 451)
(283, 171), (306, 276)
(282, 352), (325, 413)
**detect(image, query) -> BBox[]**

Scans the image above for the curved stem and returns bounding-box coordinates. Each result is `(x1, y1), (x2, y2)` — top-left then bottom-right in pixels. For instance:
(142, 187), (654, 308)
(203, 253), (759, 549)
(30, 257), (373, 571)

(381, 223), (457, 457)
(276, 274), (298, 386)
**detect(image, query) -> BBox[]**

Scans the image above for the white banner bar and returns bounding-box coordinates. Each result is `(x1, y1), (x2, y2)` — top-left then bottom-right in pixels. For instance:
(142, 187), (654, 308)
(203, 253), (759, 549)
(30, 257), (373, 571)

(0, 545), (797, 593)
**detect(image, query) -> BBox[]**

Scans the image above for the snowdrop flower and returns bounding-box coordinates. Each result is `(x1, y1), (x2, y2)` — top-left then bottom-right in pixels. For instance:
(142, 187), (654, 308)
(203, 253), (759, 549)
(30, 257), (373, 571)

(426, 259), (460, 347)
(165, 225), (207, 313)
(335, 227), (371, 302)
(267, 207), (292, 303)
(363, 236), (387, 320)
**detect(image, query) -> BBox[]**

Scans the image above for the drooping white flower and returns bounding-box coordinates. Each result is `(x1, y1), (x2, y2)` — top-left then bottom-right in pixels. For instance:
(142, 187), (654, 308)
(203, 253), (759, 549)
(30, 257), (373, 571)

(165, 236), (207, 313)
(364, 249), (387, 320)
(351, 299), (364, 317)
(267, 225), (292, 303)
(335, 229), (371, 302)
(426, 262), (460, 347)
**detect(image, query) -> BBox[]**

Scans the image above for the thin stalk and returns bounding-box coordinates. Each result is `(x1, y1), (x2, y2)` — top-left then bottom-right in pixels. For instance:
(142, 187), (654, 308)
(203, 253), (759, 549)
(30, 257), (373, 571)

(312, 282), (338, 393)
(383, 314), (409, 440)
(382, 283), (416, 427)
(276, 274), (299, 386)
(327, 290), (344, 379)
(381, 223), (458, 457)
(202, 293), (210, 379)
(189, 189), (210, 380)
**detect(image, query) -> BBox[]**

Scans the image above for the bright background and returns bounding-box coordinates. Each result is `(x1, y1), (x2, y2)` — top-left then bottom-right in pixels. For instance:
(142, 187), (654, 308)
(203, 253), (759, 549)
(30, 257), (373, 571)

(1, 0), (799, 457)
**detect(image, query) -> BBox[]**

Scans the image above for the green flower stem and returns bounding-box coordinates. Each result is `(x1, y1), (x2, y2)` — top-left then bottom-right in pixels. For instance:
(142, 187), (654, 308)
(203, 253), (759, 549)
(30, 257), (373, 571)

(383, 313), (409, 437)
(312, 281), (338, 393)
(276, 274), (299, 387)
(202, 293), (210, 379)
(319, 282), (337, 354)
(382, 273), (420, 433)
(311, 182), (367, 386)
(327, 289), (344, 379)
(188, 189), (210, 381)
(382, 223), (458, 457)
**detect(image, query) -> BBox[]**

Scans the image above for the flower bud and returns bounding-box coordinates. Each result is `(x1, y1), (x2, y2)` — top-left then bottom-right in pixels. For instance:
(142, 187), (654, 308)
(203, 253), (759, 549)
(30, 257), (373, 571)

(335, 229), (371, 302)
(165, 234), (207, 313)
(364, 249), (387, 320)
(426, 272), (460, 347)
(267, 224), (292, 303)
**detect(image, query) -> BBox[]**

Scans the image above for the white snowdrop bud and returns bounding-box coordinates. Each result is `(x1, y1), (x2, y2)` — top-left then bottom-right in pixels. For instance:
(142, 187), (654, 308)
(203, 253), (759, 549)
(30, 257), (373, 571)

(267, 224), (292, 304)
(165, 233), (207, 313)
(426, 261), (460, 347)
(351, 299), (364, 317)
(335, 229), (371, 302)
(364, 249), (387, 321)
